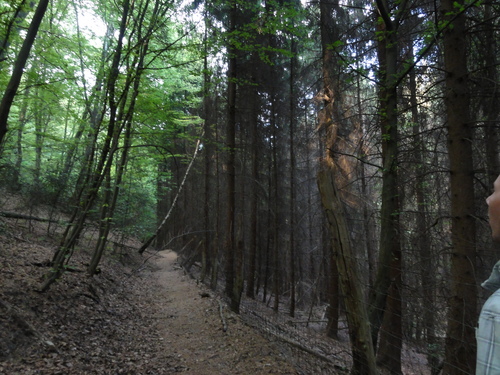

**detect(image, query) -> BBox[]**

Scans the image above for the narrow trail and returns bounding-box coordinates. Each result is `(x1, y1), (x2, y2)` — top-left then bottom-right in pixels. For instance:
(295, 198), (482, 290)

(150, 250), (297, 374)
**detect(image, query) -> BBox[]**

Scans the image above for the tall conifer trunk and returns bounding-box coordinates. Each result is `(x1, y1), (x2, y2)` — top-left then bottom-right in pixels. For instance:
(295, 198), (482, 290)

(371, 8), (402, 372)
(407, 45), (438, 372)
(246, 79), (259, 299)
(201, 6), (212, 282)
(224, 0), (242, 313)
(441, 1), (477, 373)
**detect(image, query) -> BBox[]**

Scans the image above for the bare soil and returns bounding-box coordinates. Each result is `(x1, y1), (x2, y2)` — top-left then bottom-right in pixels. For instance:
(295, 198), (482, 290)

(151, 250), (296, 374)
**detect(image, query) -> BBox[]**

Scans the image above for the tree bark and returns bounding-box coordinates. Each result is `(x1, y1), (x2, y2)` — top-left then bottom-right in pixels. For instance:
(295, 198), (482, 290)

(60, 17), (112, 189)
(319, 0), (342, 339)
(89, 0), (155, 273)
(0, 0), (35, 64)
(0, 0), (49, 145)
(288, 32), (297, 318)
(481, 2), (500, 189)
(246, 75), (259, 299)
(318, 170), (377, 375)
(408, 45), (438, 372)
(13, 86), (30, 188)
(224, 0), (241, 313)
(441, 1), (477, 373)
(40, 0), (131, 292)
(369, 5), (405, 373)
(210, 90), (221, 291)
(201, 14), (213, 282)
(271, 95), (280, 314)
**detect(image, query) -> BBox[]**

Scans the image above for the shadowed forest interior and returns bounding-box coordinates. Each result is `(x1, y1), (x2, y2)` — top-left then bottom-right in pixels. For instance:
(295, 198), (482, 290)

(0, 0), (499, 374)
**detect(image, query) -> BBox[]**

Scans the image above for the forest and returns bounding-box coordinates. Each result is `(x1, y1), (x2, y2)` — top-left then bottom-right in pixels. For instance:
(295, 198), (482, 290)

(0, 0), (498, 374)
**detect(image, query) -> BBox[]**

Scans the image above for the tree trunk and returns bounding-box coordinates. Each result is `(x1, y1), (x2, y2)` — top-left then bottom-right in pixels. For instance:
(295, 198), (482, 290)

(441, 1), (477, 373)
(319, 0), (342, 339)
(481, 2), (500, 189)
(14, 86), (30, 188)
(201, 54), (212, 282)
(0, 0), (35, 64)
(246, 79), (259, 299)
(210, 91), (221, 291)
(318, 170), (377, 375)
(263, 172), (273, 304)
(224, 0), (241, 313)
(88, 101), (133, 275)
(408, 45), (438, 372)
(0, 0), (49, 145)
(325, 254), (340, 339)
(60, 21), (112, 188)
(272, 100), (280, 313)
(33, 71), (48, 189)
(369, 6), (403, 374)
(288, 33), (297, 318)
(40, 0), (130, 292)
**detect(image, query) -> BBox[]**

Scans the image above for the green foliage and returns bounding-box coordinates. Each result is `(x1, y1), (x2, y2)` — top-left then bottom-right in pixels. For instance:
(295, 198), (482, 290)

(114, 180), (157, 239)
(0, 0), (205, 243)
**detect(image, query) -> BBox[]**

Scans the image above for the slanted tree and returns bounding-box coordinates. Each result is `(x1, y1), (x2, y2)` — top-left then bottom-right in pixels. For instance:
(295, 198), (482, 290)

(0, 0), (49, 146)
(317, 1), (377, 373)
(41, 0), (132, 291)
(0, 0), (35, 64)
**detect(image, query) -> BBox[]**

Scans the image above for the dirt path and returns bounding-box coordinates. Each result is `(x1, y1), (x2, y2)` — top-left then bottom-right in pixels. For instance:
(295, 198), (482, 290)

(150, 250), (298, 374)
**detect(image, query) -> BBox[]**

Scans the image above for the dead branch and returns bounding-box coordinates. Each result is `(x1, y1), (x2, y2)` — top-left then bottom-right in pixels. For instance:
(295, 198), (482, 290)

(139, 132), (204, 254)
(0, 211), (64, 224)
(273, 333), (341, 366)
(258, 323), (346, 372)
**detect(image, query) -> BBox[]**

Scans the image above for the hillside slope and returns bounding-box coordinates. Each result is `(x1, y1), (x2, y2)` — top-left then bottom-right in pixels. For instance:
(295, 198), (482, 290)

(0, 205), (297, 374)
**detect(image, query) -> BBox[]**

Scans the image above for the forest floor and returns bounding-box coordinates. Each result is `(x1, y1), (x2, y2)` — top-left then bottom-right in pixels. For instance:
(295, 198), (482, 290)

(0, 193), (431, 374)
(0, 219), (297, 374)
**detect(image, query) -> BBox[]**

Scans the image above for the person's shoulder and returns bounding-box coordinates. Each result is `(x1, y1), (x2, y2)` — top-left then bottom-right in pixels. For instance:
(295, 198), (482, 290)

(482, 290), (500, 315)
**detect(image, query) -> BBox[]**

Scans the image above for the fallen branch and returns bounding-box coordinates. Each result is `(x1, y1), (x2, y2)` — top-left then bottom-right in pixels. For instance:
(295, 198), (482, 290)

(139, 131), (204, 254)
(273, 333), (342, 368)
(218, 300), (227, 332)
(289, 320), (329, 324)
(242, 308), (345, 370)
(0, 211), (64, 224)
